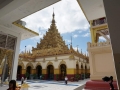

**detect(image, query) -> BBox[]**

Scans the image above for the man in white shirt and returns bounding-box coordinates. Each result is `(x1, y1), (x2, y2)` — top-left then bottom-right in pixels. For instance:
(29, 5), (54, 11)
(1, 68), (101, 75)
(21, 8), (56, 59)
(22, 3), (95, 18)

(65, 76), (68, 85)
(40, 75), (42, 80)
(21, 77), (24, 85)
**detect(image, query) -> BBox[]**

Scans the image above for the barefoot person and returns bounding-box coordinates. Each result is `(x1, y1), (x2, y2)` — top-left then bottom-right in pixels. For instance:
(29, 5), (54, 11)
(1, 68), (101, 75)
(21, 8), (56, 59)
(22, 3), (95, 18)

(21, 77), (24, 85)
(65, 76), (68, 85)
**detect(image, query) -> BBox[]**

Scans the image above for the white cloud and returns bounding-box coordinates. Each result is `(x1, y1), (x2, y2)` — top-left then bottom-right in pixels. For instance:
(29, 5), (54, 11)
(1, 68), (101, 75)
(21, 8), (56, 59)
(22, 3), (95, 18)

(98, 35), (110, 42)
(82, 32), (90, 37)
(73, 47), (77, 51)
(30, 31), (44, 42)
(73, 34), (78, 38)
(78, 31), (82, 33)
(65, 39), (71, 43)
(73, 47), (80, 51)
(99, 36), (106, 41)
(26, 45), (32, 51)
(22, 0), (89, 34)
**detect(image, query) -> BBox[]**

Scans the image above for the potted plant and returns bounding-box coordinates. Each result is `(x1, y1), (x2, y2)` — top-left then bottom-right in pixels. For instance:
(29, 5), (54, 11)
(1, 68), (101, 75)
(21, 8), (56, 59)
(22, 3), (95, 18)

(70, 77), (74, 82)
(30, 74), (33, 80)
(25, 72), (29, 79)
(41, 74), (44, 80)
(81, 73), (84, 80)
(75, 74), (80, 81)
(33, 74), (37, 79)
(56, 74), (59, 81)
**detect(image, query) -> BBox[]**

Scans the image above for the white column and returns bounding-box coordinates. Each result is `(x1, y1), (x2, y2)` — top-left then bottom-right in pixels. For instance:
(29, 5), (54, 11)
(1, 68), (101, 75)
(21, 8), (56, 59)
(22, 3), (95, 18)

(103, 0), (120, 89)
(10, 34), (21, 80)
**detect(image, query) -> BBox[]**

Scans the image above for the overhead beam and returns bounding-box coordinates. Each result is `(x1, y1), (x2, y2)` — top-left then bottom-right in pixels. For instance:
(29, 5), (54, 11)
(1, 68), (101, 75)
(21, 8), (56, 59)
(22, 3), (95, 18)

(97, 30), (110, 41)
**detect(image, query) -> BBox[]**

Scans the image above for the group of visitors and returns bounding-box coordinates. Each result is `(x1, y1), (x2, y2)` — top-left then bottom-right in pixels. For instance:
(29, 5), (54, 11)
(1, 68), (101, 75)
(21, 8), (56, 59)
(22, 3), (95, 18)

(7, 77), (27, 90)
(7, 75), (68, 90)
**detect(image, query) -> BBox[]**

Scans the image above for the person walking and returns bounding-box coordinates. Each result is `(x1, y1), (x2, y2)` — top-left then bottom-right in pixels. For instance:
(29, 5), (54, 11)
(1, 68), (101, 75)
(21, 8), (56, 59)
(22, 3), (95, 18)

(65, 76), (68, 85)
(40, 75), (42, 80)
(21, 77), (24, 85)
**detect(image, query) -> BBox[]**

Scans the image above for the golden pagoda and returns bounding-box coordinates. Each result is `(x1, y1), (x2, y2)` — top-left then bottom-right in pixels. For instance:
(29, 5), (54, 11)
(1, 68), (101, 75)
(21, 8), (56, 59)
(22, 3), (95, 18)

(18, 11), (90, 81)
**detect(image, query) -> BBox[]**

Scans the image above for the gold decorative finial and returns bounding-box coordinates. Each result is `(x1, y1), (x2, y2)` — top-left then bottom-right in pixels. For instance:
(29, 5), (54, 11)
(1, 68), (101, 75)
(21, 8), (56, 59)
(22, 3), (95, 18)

(81, 49), (82, 54)
(52, 8), (55, 24)
(25, 46), (26, 53)
(53, 8), (55, 18)
(71, 36), (72, 46)
(76, 45), (79, 52)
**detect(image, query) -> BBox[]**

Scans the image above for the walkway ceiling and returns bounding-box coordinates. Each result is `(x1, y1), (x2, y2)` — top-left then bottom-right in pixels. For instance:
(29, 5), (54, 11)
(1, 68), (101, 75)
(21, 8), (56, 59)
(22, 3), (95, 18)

(0, 0), (61, 40)
(77, 0), (106, 21)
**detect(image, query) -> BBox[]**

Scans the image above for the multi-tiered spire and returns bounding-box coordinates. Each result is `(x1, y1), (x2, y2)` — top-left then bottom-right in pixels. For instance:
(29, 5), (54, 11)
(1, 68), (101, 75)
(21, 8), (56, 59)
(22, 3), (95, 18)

(32, 10), (68, 51)
(19, 10), (88, 61)
(52, 8), (55, 24)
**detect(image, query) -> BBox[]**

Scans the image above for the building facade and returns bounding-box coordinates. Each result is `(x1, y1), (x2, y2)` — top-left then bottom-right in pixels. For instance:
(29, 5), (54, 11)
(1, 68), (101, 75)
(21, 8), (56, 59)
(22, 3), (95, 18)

(17, 12), (90, 81)
(0, 0), (61, 82)
(77, 0), (118, 89)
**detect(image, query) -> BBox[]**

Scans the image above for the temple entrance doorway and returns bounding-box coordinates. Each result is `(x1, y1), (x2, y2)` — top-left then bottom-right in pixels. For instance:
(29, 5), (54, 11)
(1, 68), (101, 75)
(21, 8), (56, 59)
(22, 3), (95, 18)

(85, 65), (87, 78)
(85, 65), (87, 74)
(36, 65), (42, 79)
(60, 64), (66, 80)
(81, 64), (83, 73)
(26, 66), (31, 79)
(47, 65), (54, 80)
(81, 64), (84, 80)
(76, 64), (79, 74)
(17, 65), (22, 80)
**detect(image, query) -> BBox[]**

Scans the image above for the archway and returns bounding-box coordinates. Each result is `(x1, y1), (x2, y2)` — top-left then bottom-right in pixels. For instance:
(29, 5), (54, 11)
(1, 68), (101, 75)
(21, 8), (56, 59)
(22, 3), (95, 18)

(85, 65), (87, 78)
(26, 66), (31, 79)
(47, 65), (54, 80)
(76, 64), (79, 74)
(81, 64), (84, 80)
(60, 64), (66, 80)
(36, 65), (42, 79)
(17, 65), (22, 80)
(81, 64), (83, 74)
(85, 65), (87, 74)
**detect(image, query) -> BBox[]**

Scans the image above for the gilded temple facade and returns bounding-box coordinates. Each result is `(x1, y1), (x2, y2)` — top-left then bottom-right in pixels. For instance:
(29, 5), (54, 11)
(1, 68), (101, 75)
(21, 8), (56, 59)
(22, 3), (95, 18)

(17, 12), (90, 80)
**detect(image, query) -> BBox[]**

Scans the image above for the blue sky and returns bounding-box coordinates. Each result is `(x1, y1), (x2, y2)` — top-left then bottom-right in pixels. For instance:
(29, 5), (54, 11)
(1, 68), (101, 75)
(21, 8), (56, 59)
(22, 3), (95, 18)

(20, 0), (104, 54)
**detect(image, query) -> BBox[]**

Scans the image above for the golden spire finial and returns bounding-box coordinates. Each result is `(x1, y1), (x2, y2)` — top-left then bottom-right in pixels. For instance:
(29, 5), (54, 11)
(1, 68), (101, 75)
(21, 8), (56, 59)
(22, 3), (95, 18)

(53, 7), (55, 18)
(70, 36), (73, 50)
(76, 45), (79, 52)
(81, 49), (82, 54)
(85, 52), (86, 57)
(25, 46), (26, 53)
(71, 36), (72, 46)
(29, 50), (31, 54)
(52, 8), (55, 24)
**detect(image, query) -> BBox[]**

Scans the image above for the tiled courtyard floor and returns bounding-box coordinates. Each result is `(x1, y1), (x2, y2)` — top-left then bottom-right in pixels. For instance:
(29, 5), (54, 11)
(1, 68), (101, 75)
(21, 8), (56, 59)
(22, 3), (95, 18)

(0, 79), (89, 90)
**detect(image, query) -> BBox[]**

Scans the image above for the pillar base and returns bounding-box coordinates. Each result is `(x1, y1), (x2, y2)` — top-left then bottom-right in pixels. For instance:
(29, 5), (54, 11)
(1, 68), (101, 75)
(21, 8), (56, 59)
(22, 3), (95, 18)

(84, 80), (118, 90)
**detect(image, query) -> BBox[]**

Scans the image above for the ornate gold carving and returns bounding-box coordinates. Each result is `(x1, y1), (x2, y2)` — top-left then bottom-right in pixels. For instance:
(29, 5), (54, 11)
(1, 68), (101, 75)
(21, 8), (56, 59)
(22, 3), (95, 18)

(58, 60), (67, 68)
(43, 58), (45, 62)
(18, 60), (25, 69)
(36, 62), (41, 68)
(55, 56), (57, 61)
(46, 61), (54, 68)
(6, 50), (14, 68)
(0, 48), (6, 65)
(26, 62), (34, 69)
(69, 54), (75, 60)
